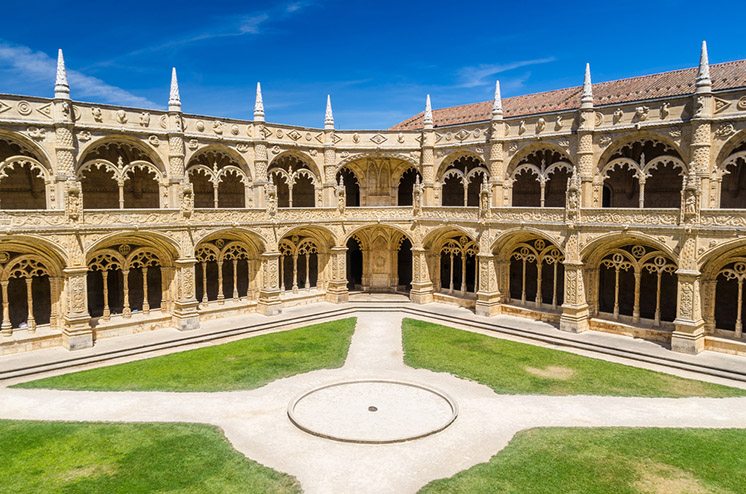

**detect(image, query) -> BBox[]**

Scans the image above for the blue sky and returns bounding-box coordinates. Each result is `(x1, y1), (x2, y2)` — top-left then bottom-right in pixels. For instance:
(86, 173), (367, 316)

(0, 0), (744, 129)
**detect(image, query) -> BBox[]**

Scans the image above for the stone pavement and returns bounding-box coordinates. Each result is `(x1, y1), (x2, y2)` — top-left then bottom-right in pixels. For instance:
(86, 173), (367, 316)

(1, 313), (746, 493)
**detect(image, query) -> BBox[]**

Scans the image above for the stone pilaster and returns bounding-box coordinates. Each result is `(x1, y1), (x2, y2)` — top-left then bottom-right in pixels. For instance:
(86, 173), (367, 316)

(560, 231), (590, 332)
(325, 246), (349, 303)
(409, 247), (434, 304)
(322, 131), (337, 207)
(170, 258), (200, 331)
(691, 110), (713, 208)
(576, 121), (595, 207)
(257, 251), (282, 315)
(167, 113), (186, 207)
(475, 253), (501, 316)
(671, 234), (706, 353)
(488, 120), (505, 206)
(253, 125), (268, 208)
(62, 266), (92, 350)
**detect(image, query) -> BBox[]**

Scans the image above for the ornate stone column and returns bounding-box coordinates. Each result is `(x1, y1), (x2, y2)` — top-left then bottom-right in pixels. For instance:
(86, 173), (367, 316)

(167, 68), (187, 208)
(257, 251), (282, 315)
(409, 246), (434, 304)
(488, 81), (506, 206)
(322, 96), (337, 207)
(325, 246), (349, 303)
(53, 50), (75, 210)
(475, 252), (501, 316)
(171, 258), (200, 331)
(420, 96), (436, 206)
(61, 266), (93, 350)
(671, 234), (706, 354)
(559, 231), (590, 332)
(577, 64), (596, 207)
(253, 83), (268, 209)
(691, 41), (713, 208)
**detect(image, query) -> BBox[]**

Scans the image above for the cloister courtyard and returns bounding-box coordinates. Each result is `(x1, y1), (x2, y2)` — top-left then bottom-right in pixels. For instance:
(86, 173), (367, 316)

(1, 301), (746, 493)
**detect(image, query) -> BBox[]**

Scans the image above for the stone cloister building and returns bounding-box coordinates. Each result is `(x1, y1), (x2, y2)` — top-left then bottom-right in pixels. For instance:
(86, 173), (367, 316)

(2, 43), (746, 357)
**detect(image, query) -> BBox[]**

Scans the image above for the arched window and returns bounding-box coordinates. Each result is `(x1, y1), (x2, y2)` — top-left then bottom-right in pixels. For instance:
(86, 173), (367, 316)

(717, 141), (746, 209)
(440, 156), (488, 206)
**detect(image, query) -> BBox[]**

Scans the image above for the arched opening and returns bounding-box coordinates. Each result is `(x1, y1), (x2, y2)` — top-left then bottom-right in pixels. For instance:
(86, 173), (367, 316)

(195, 239), (256, 305)
(397, 237), (413, 291)
(603, 166), (639, 208)
(601, 139), (683, 208)
(437, 235), (478, 296)
(644, 162), (682, 208)
(0, 137), (49, 210)
(507, 238), (564, 309)
(123, 167), (159, 209)
(596, 244), (676, 326)
(714, 259), (746, 338)
(81, 165), (119, 209)
(397, 168), (420, 206)
(279, 237), (319, 293)
(269, 155), (317, 208)
(336, 168), (360, 207)
(0, 253), (55, 333)
(217, 170), (245, 208)
(346, 236), (363, 290)
(512, 169), (541, 207)
(0, 161), (46, 209)
(602, 184), (613, 208)
(440, 156), (487, 206)
(188, 169), (214, 208)
(87, 246), (166, 321)
(721, 155), (746, 209)
(79, 140), (164, 210)
(545, 168), (571, 207)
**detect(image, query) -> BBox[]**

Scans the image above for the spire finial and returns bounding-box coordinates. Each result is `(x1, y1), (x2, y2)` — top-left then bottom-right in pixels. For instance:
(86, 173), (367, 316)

(168, 67), (181, 112)
(54, 49), (70, 100)
(423, 94), (433, 129)
(254, 82), (265, 122)
(580, 63), (593, 109)
(696, 40), (712, 93)
(492, 80), (503, 119)
(324, 94), (334, 129)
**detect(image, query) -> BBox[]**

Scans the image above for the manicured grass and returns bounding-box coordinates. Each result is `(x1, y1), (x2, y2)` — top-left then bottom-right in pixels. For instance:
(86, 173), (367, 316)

(402, 318), (746, 397)
(0, 420), (299, 494)
(16, 318), (356, 392)
(420, 428), (746, 493)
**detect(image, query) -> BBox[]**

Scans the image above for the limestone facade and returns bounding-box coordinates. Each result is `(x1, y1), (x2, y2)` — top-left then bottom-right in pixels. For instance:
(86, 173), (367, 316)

(2, 46), (746, 356)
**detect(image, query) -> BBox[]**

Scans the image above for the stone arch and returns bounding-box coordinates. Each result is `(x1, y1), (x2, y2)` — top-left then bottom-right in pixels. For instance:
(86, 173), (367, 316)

(580, 231), (677, 266)
(438, 153), (489, 207)
(491, 228), (565, 258)
(422, 227), (479, 297)
(435, 149), (486, 181)
(78, 137), (167, 209)
(277, 226), (334, 294)
(0, 133), (54, 209)
(506, 146), (573, 208)
(0, 236), (67, 334)
(186, 145), (252, 209)
(193, 230), (265, 305)
(714, 133), (746, 209)
(699, 239), (746, 338)
(341, 225), (414, 293)
(85, 232), (179, 322)
(599, 135), (686, 209)
(335, 154), (419, 207)
(597, 131), (687, 172)
(268, 152), (320, 208)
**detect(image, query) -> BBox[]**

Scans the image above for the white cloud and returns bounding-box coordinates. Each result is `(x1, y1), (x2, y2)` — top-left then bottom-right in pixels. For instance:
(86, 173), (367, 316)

(239, 14), (270, 34)
(457, 57), (556, 88)
(0, 42), (157, 107)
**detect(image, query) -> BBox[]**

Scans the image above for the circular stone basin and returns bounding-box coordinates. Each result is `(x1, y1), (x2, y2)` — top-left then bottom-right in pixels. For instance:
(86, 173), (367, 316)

(287, 379), (458, 444)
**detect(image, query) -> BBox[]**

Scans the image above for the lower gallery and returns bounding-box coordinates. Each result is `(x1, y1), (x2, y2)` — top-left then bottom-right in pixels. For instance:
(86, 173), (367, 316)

(2, 44), (746, 359)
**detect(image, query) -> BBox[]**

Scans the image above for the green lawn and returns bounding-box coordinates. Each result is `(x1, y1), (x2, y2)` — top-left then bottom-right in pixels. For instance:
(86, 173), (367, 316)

(402, 318), (746, 397)
(16, 318), (356, 392)
(420, 428), (746, 493)
(0, 420), (299, 494)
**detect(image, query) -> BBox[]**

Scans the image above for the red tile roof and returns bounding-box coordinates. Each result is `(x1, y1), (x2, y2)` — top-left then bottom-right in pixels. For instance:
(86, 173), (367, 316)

(391, 60), (746, 130)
